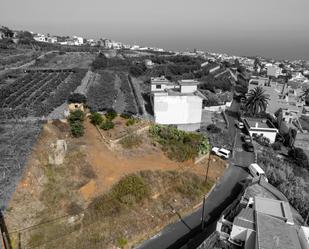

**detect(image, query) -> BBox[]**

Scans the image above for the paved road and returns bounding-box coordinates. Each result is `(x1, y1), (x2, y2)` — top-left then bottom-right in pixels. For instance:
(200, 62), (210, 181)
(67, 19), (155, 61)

(137, 99), (255, 249)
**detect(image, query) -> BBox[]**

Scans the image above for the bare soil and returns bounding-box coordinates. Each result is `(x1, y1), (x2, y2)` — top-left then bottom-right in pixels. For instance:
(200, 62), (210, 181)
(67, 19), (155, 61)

(5, 119), (226, 249)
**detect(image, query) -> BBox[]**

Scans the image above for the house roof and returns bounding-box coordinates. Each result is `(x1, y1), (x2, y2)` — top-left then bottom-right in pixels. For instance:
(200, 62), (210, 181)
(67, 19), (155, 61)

(256, 213), (302, 249)
(233, 208), (256, 231)
(178, 79), (199, 86)
(244, 118), (276, 130)
(254, 197), (293, 224)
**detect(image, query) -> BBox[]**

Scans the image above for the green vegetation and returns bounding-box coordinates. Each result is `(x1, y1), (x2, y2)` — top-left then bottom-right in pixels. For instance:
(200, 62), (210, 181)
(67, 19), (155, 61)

(288, 147), (309, 169)
(120, 133), (143, 149)
(206, 124), (222, 134)
(68, 110), (85, 137)
(100, 120), (115, 130)
(149, 124), (210, 162)
(117, 237), (128, 248)
(89, 112), (103, 126)
(126, 117), (139, 126)
(258, 149), (309, 220)
(105, 109), (117, 120)
(245, 86), (270, 116)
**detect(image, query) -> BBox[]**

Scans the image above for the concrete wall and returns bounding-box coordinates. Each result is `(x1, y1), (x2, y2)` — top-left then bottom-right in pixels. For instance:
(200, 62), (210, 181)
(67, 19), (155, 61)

(203, 102), (232, 112)
(298, 227), (309, 249)
(154, 95), (202, 126)
(180, 85), (197, 93)
(177, 123), (201, 132)
(151, 83), (175, 92)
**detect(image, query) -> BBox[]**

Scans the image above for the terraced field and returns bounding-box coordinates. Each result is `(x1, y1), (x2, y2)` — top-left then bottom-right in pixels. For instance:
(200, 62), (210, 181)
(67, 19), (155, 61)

(0, 69), (87, 119)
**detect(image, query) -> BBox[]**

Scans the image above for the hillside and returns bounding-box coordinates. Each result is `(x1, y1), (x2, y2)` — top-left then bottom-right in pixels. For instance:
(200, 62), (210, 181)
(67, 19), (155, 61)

(4, 118), (226, 249)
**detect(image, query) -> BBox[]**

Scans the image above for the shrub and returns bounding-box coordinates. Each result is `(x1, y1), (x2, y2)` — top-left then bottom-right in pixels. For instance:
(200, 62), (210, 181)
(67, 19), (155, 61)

(120, 134), (143, 149)
(105, 109), (117, 120)
(149, 125), (210, 162)
(68, 93), (87, 104)
(288, 147), (309, 169)
(120, 112), (132, 119)
(100, 120), (115, 130)
(89, 112), (103, 126)
(70, 120), (84, 137)
(206, 124), (221, 133)
(111, 174), (150, 205)
(126, 117), (138, 126)
(68, 109), (85, 123)
(271, 142), (281, 151)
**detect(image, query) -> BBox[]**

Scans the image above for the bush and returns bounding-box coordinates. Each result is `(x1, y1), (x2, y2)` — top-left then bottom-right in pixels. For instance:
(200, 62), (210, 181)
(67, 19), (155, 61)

(105, 109), (117, 120)
(100, 120), (115, 130)
(68, 93), (87, 104)
(89, 112), (103, 126)
(68, 109), (85, 123)
(271, 142), (281, 151)
(206, 124), (221, 133)
(149, 125), (210, 162)
(288, 147), (309, 169)
(111, 174), (150, 205)
(120, 134), (143, 149)
(70, 120), (84, 137)
(126, 117), (138, 126)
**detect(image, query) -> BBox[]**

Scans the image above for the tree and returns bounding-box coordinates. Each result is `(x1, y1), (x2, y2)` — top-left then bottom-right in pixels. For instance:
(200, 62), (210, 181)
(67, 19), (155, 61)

(245, 86), (270, 116)
(0, 26), (13, 38)
(68, 93), (87, 104)
(288, 147), (309, 169)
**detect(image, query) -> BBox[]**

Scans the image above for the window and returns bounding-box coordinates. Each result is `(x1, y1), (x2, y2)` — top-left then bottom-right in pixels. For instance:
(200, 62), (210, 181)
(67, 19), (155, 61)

(156, 84), (161, 89)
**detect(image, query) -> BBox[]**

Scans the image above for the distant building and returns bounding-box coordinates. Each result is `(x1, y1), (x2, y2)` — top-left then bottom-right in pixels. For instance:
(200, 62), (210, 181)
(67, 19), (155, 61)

(151, 77), (203, 131)
(144, 59), (154, 69)
(266, 64), (282, 78)
(243, 118), (278, 143)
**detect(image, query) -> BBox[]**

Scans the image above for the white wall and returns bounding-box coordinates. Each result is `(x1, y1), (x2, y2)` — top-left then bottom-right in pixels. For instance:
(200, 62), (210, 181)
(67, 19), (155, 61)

(298, 227), (309, 249)
(154, 95), (202, 125)
(180, 85), (197, 93)
(151, 84), (176, 92)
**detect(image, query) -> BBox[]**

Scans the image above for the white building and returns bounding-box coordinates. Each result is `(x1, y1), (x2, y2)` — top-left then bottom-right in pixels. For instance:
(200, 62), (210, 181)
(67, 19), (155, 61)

(243, 118), (278, 143)
(266, 64), (282, 78)
(299, 226), (309, 249)
(151, 78), (203, 131)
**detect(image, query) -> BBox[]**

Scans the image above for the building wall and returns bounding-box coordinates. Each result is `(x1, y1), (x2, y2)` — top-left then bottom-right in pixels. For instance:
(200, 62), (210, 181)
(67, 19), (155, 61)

(298, 227), (309, 249)
(151, 84), (176, 92)
(180, 85), (197, 93)
(154, 95), (202, 126)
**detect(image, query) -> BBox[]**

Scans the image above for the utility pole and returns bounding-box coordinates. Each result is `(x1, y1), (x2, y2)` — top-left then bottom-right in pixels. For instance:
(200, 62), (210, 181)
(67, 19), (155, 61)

(202, 147), (212, 230)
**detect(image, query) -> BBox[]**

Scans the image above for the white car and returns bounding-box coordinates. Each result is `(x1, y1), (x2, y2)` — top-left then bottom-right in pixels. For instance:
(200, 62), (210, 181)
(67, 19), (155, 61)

(211, 147), (231, 159)
(236, 121), (244, 129)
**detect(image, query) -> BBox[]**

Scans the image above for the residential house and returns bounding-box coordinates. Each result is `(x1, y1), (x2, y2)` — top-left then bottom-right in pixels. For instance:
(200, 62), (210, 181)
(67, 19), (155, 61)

(266, 64), (282, 78)
(145, 59), (154, 69)
(151, 78), (203, 131)
(243, 118), (278, 143)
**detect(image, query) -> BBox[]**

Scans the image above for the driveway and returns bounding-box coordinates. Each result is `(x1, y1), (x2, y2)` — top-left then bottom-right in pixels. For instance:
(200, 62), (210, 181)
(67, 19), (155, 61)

(137, 99), (255, 249)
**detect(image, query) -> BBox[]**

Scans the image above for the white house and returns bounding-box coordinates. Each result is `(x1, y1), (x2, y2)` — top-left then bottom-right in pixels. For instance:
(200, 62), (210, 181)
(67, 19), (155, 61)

(243, 118), (278, 143)
(266, 64), (282, 78)
(152, 78), (203, 131)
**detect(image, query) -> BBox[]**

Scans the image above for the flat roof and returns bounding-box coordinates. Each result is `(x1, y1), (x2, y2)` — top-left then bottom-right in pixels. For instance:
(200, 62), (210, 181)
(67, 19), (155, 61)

(256, 213), (302, 249)
(254, 197), (293, 224)
(249, 163), (265, 174)
(178, 79), (199, 86)
(244, 118), (271, 129)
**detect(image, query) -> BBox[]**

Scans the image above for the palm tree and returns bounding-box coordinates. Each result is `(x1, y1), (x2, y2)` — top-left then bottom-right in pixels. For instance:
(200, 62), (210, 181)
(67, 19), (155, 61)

(245, 86), (270, 116)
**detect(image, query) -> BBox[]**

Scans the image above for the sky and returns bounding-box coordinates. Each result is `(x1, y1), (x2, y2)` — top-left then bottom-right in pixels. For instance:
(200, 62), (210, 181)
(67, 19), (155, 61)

(1, 0), (309, 60)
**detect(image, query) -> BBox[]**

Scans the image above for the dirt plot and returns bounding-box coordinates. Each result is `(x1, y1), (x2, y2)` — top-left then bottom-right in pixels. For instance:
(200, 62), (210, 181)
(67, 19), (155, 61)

(5, 119), (226, 248)
(32, 52), (96, 69)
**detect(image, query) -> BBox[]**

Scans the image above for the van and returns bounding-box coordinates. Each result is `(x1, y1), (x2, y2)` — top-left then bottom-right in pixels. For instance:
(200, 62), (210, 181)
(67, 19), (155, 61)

(248, 163), (268, 181)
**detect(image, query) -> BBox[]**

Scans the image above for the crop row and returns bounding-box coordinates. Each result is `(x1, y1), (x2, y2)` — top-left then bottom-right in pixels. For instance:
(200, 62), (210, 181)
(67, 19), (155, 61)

(118, 72), (138, 115)
(0, 69), (87, 119)
(87, 71), (118, 112)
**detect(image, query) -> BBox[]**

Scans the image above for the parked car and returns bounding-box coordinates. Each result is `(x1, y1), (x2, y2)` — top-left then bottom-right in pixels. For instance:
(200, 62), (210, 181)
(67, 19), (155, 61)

(236, 121), (244, 129)
(211, 147), (231, 159)
(243, 142), (254, 152)
(248, 163), (268, 182)
(242, 135), (251, 143)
